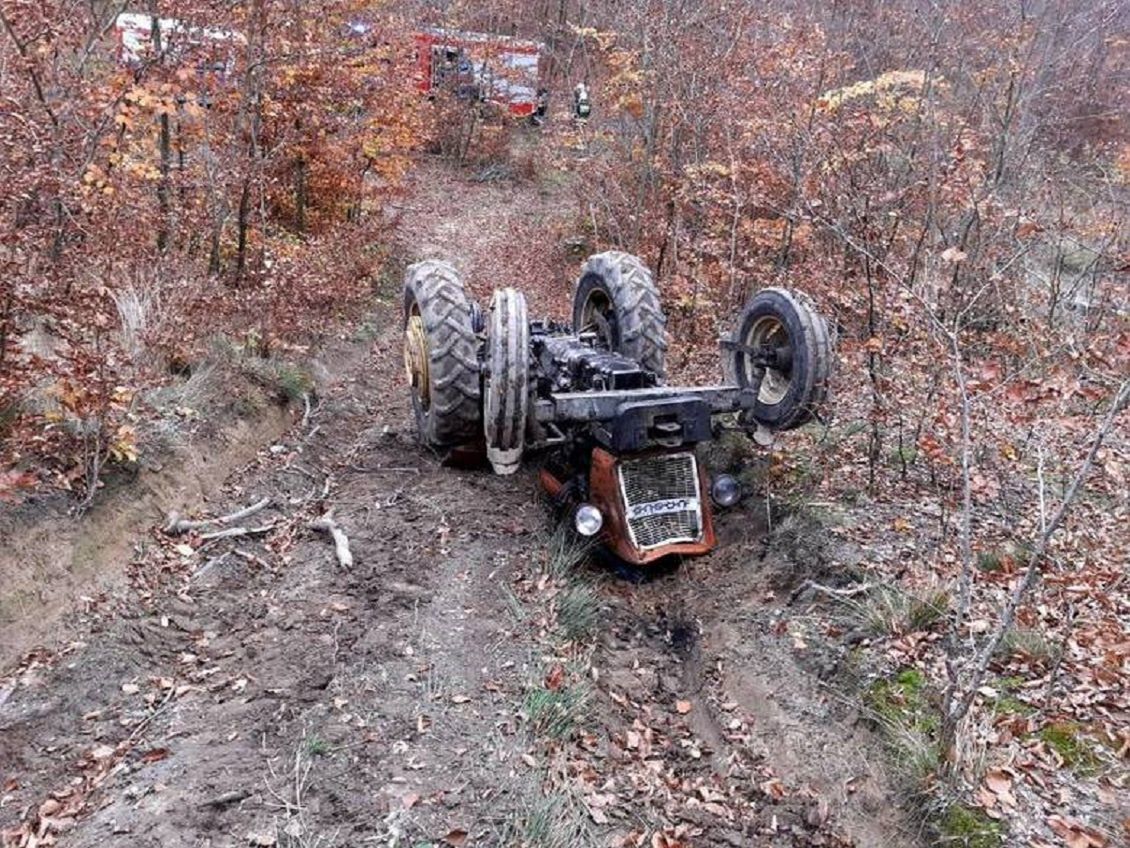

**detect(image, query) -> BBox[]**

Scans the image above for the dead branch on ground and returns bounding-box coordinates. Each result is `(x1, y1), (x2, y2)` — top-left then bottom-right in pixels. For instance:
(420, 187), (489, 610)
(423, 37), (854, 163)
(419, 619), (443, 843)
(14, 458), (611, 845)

(164, 497), (271, 535)
(310, 511), (353, 567)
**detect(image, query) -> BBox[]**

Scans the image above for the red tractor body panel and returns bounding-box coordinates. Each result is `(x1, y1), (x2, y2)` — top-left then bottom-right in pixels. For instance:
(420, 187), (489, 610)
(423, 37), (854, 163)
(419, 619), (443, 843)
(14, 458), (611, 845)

(542, 449), (718, 567)
(414, 28), (542, 117)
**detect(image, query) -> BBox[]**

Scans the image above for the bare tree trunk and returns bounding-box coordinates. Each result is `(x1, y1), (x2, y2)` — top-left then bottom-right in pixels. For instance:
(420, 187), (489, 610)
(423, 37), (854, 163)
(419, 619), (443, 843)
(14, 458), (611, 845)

(236, 179), (250, 277)
(149, 2), (172, 252)
(295, 156), (307, 234)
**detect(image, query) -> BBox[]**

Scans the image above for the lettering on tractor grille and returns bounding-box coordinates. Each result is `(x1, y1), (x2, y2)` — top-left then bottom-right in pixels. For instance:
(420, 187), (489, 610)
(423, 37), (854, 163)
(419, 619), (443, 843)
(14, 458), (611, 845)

(617, 452), (703, 550)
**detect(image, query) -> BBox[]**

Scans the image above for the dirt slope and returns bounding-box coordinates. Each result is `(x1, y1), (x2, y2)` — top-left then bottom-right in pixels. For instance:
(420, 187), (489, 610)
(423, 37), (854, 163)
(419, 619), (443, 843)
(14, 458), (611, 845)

(1, 158), (909, 848)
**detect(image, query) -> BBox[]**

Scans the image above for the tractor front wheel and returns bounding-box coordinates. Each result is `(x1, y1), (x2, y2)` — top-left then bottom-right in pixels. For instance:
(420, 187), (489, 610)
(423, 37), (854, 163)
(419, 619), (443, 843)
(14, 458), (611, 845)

(728, 288), (832, 431)
(484, 287), (529, 475)
(403, 261), (482, 447)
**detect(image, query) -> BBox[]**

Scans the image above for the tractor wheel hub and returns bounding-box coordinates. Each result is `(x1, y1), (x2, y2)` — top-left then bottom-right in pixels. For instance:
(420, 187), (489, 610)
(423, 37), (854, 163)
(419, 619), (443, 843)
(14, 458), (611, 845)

(404, 315), (430, 409)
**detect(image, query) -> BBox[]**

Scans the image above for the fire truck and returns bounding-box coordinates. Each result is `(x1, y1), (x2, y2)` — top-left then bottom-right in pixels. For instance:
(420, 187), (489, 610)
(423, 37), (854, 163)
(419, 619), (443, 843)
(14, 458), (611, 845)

(114, 12), (244, 80)
(414, 28), (543, 118)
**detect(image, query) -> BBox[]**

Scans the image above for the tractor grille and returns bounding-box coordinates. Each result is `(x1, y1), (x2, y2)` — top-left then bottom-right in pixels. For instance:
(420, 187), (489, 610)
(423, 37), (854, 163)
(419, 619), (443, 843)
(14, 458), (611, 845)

(617, 452), (703, 551)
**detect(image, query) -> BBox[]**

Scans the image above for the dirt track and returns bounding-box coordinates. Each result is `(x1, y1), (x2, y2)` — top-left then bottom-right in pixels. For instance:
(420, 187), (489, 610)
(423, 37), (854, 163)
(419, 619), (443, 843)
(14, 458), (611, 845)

(1, 161), (909, 847)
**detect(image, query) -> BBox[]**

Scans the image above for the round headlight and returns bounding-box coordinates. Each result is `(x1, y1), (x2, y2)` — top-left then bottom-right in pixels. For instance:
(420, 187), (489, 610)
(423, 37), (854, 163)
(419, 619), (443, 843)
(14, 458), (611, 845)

(711, 474), (741, 508)
(574, 503), (604, 537)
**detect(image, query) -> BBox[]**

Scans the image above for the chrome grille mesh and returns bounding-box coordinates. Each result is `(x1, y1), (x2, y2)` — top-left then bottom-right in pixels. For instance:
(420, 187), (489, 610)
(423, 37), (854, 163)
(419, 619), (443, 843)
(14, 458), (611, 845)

(617, 453), (703, 550)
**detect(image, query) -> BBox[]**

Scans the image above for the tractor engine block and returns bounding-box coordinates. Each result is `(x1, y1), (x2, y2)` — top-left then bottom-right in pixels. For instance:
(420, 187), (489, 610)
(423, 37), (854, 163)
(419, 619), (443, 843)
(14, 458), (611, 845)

(530, 322), (657, 394)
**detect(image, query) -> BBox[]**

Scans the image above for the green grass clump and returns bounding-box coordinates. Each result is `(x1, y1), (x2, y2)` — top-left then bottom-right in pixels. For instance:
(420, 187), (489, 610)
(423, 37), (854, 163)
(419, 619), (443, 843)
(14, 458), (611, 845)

(990, 694), (1034, 716)
(843, 586), (950, 637)
(995, 627), (1057, 664)
(909, 590), (951, 631)
(1038, 722), (1100, 773)
(935, 803), (1004, 848)
(523, 684), (589, 740)
(273, 364), (314, 402)
(864, 668), (942, 790)
(305, 736), (329, 756)
(987, 676), (1034, 716)
(976, 550), (1004, 573)
(865, 668), (937, 734)
(543, 523), (594, 579)
(557, 581), (600, 641)
(495, 789), (593, 848)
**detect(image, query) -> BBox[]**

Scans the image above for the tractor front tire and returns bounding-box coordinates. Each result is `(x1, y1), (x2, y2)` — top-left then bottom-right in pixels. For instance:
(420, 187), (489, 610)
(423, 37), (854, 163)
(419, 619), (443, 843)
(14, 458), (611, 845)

(573, 252), (668, 380)
(484, 287), (529, 475)
(403, 261), (482, 447)
(728, 287), (832, 431)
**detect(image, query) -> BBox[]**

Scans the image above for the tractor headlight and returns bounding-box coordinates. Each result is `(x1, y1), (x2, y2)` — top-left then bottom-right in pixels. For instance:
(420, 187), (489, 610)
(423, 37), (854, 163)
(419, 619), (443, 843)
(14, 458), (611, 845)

(574, 503), (604, 537)
(711, 474), (741, 508)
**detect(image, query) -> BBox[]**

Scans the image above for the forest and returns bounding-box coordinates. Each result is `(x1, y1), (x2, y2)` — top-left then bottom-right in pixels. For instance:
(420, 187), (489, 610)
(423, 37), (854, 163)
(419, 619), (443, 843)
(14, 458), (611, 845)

(1, 2), (1126, 847)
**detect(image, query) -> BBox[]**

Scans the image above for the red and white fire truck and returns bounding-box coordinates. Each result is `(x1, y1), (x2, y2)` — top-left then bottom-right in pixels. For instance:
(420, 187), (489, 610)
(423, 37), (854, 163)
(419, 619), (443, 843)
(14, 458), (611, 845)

(114, 12), (244, 79)
(414, 28), (544, 118)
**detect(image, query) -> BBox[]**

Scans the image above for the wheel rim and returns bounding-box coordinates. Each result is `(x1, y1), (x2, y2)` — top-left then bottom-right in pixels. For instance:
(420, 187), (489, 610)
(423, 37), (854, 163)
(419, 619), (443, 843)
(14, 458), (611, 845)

(404, 311), (431, 410)
(744, 316), (792, 405)
(578, 291), (616, 350)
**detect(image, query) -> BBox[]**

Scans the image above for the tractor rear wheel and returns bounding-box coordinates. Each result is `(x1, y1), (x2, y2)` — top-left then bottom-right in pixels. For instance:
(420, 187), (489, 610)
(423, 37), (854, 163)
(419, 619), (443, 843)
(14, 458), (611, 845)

(573, 252), (668, 381)
(728, 288), (832, 431)
(403, 261), (482, 447)
(484, 287), (529, 475)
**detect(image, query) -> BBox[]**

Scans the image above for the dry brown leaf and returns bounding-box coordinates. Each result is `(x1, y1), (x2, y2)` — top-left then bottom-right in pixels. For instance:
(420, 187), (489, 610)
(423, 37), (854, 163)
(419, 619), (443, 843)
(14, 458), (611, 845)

(1048, 815), (1107, 848)
(984, 769), (1016, 807)
(975, 784), (998, 813)
(140, 748), (169, 764)
(760, 778), (787, 800)
(442, 828), (468, 847)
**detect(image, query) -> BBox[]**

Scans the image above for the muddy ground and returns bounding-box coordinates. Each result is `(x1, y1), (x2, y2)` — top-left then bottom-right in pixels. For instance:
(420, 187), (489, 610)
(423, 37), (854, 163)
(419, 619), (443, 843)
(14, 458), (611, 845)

(1, 160), (911, 847)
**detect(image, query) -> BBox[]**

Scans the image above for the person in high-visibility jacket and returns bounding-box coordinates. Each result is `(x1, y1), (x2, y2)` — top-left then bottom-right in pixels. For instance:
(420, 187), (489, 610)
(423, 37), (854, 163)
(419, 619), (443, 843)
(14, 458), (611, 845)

(573, 83), (591, 121)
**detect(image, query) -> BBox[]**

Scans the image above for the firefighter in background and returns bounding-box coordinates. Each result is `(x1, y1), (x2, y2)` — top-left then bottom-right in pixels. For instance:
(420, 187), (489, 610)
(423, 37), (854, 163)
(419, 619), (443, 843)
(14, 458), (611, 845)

(532, 88), (549, 125)
(573, 82), (591, 121)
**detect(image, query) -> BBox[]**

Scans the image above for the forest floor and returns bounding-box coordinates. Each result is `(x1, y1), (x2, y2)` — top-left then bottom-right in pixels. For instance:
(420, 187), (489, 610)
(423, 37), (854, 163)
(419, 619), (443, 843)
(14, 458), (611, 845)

(0, 156), (912, 848)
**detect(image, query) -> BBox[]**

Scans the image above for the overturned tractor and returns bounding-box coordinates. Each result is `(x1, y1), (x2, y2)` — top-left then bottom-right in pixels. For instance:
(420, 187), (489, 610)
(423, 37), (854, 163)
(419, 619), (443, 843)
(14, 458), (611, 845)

(403, 252), (832, 565)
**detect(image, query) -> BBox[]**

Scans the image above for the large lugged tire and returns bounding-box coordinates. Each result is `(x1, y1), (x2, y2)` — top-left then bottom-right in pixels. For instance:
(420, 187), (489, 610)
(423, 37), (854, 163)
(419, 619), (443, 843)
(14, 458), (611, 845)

(728, 287), (832, 431)
(572, 252), (668, 380)
(484, 287), (529, 475)
(403, 261), (482, 447)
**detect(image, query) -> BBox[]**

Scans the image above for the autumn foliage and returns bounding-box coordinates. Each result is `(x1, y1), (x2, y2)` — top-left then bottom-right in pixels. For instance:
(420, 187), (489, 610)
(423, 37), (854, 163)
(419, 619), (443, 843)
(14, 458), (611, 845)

(0, 0), (422, 498)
